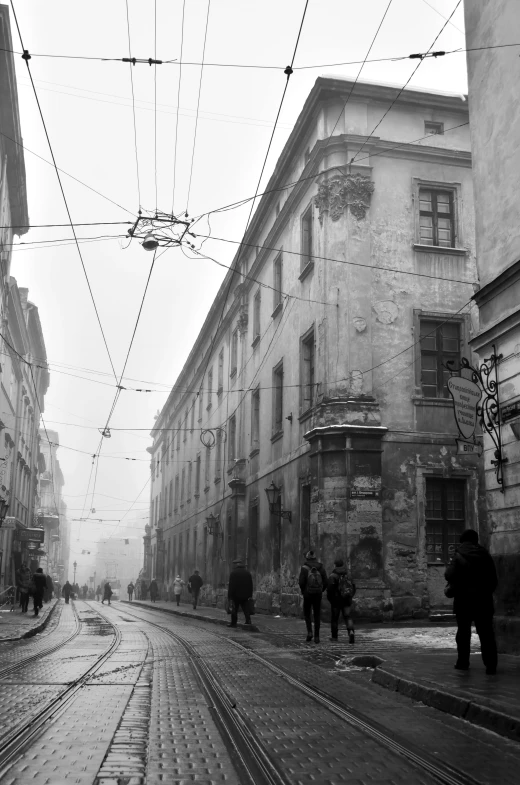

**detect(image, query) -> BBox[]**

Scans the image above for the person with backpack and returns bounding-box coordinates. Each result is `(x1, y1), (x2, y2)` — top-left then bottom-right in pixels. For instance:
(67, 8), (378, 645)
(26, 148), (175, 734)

(327, 558), (356, 644)
(298, 550), (328, 644)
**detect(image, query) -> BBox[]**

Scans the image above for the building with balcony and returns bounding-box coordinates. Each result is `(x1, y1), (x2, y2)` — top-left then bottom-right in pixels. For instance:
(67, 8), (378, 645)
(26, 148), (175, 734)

(148, 77), (482, 619)
(38, 429), (70, 585)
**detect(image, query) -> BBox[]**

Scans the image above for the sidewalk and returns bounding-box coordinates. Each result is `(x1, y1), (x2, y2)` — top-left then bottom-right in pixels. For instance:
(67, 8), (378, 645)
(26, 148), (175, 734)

(0, 599), (58, 642)
(124, 599), (520, 743)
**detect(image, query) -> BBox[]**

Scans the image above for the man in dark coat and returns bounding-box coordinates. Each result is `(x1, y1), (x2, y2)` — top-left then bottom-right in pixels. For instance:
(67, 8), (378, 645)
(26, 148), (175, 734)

(127, 582), (135, 601)
(227, 559), (253, 627)
(445, 529), (498, 674)
(188, 570), (203, 610)
(102, 582), (113, 605)
(62, 581), (72, 604)
(32, 568), (47, 616)
(327, 558), (356, 643)
(299, 550), (328, 644)
(149, 579), (159, 602)
(44, 574), (54, 603)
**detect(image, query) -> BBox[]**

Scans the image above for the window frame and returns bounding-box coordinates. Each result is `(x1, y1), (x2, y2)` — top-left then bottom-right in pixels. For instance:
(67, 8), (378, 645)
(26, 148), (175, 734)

(300, 203), (314, 277)
(425, 121), (444, 136)
(217, 348), (224, 395)
(272, 360), (284, 438)
(425, 478), (466, 565)
(207, 368), (213, 410)
(413, 310), (469, 400)
(300, 325), (316, 415)
(251, 386), (260, 453)
(273, 252), (283, 316)
(252, 290), (261, 347)
(228, 414), (237, 464)
(230, 328), (238, 377)
(412, 178), (463, 252)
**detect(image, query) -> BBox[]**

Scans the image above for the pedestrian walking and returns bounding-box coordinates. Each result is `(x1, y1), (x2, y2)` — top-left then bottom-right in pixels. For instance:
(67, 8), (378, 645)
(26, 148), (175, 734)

(44, 574), (54, 603)
(173, 575), (184, 606)
(95, 584), (102, 601)
(445, 528), (498, 674)
(16, 563), (31, 613)
(32, 568), (47, 616)
(101, 582), (113, 605)
(62, 581), (72, 604)
(149, 578), (159, 603)
(82, 584), (88, 600)
(188, 570), (203, 609)
(227, 559), (253, 627)
(299, 550), (328, 644)
(127, 581), (135, 601)
(327, 559), (356, 644)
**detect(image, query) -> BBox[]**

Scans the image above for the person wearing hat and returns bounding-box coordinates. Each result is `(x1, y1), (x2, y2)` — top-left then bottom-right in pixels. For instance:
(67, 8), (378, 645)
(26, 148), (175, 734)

(227, 559), (253, 627)
(299, 550), (328, 643)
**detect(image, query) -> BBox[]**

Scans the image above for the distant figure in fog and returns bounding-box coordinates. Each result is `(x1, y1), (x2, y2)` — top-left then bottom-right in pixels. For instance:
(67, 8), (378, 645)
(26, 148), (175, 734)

(127, 581), (135, 601)
(82, 584), (88, 600)
(299, 550), (328, 644)
(149, 578), (159, 603)
(227, 559), (253, 628)
(32, 568), (47, 616)
(72, 583), (80, 599)
(16, 563), (31, 614)
(102, 582), (113, 605)
(327, 559), (355, 644)
(62, 581), (72, 604)
(95, 584), (102, 601)
(173, 575), (184, 606)
(43, 574), (53, 603)
(445, 529), (498, 675)
(188, 570), (203, 610)
(141, 581), (148, 601)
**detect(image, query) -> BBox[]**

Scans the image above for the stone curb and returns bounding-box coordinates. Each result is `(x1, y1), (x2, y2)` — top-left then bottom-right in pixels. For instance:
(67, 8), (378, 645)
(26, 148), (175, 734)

(372, 665), (520, 743)
(0, 598), (59, 643)
(121, 600), (260, 632)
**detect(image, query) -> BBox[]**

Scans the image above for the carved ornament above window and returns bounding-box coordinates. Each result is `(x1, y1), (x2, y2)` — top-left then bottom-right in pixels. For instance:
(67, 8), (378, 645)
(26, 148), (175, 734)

(315, 174), (375, 223)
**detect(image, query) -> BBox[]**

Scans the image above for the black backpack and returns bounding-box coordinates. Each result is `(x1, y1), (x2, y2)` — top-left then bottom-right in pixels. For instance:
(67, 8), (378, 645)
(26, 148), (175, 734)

(336, 573), (354, 600)
(305, 565), (323, 594)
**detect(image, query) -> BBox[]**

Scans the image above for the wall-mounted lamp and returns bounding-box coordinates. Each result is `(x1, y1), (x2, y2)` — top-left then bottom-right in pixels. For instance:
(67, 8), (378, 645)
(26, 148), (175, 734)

(205, 512), (221, 536)
(264, 481), (292, 522)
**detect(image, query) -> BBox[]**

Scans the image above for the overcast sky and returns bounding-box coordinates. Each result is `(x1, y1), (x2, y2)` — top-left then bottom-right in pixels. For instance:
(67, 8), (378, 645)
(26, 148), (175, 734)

(8, 0), (467, 579)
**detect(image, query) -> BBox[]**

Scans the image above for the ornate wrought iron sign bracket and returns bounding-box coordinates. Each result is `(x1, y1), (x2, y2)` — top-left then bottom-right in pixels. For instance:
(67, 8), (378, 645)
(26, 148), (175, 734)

(447, 344), (507, 492)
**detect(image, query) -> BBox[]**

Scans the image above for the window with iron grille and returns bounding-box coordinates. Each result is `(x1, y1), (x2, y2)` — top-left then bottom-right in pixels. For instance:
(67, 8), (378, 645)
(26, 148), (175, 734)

(207, 368), (213, 409)
(300, 327), (315, 413)
(301, 205), (313, 271)
(273, 361), (284, 434)
(273, 253), (282, 311)
(215, 428), (222, 480)
(195, 454), (201, 496)
(426, 479), (466, 564)
(420, 319), (460, 398)
(218, 348), (224, 394)
(419, 189), (455, 247)
(204, 447), (210, 490)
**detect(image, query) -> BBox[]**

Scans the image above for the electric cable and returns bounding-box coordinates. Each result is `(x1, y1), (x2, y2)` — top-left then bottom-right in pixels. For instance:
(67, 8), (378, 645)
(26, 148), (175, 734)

(185, 0), (211, 214)
(350, 0), (462, 165)
(125, 0), (142, 208)
(171, 0), (187, 213)
(154, 0), (158, 213)
(9, 2), (119, 383)
(421, 0), (464, 34)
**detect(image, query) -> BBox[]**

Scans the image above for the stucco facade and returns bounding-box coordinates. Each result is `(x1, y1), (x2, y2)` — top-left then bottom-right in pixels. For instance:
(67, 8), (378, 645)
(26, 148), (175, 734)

(38, 429), (71, 585)
(148, 77), (482, 619)
(465, 1), (520, 648)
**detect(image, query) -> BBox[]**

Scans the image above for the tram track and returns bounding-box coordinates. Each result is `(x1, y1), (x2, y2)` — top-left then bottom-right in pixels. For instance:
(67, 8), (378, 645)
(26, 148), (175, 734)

(0, 602), (122, 778)
(119, 602), (484, 785)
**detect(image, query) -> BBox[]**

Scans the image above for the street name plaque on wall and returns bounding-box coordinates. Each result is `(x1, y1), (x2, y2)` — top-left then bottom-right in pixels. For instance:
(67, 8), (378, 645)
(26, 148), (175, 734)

(16, 528), (45, 542)
(350, 489), (379, 499)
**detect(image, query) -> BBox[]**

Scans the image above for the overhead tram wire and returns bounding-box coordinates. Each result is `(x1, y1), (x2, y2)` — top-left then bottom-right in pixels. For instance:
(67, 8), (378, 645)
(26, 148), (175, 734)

(171, 0), (187, 213)
(125, 0), (142, 209)
(9, 2), (119, 384)
(3, 41), (519, 69)
(154, 0), (158, 213)
(185, 0), (211, 214)
(350, 0), (463, 166)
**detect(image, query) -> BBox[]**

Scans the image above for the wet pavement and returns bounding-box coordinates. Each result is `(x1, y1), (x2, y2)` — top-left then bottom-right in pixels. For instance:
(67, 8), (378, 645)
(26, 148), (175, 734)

(0, 598), (519, 784)
(0, 599), (58, 641)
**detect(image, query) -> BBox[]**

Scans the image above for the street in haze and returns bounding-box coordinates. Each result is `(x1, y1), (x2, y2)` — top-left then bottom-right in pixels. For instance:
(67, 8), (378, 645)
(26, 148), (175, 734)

(1, 0), (520, 783)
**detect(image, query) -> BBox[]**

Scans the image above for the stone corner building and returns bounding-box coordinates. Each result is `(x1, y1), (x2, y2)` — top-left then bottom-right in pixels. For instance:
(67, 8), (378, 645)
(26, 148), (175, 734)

(148, 77), (483, 620)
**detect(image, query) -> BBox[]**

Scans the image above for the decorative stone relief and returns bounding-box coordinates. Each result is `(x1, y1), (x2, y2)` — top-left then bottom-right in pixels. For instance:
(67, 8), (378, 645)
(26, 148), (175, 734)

(373, 300), (398, 325)
(315, 173), (375, 224)
(353, 316), (367, 333)
(237, 304), (248, 334)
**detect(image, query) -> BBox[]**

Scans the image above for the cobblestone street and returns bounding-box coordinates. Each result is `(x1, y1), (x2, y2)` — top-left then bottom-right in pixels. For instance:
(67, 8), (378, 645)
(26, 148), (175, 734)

(0, 599), (519, 784)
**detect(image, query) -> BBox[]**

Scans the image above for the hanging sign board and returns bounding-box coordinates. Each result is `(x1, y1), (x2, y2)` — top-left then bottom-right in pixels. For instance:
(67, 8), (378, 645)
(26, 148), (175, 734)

(456, 439), (482, 456)
(447, 375), (481, 440)
(16, 528), (45, 543)
(2, 517), (17, 530)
